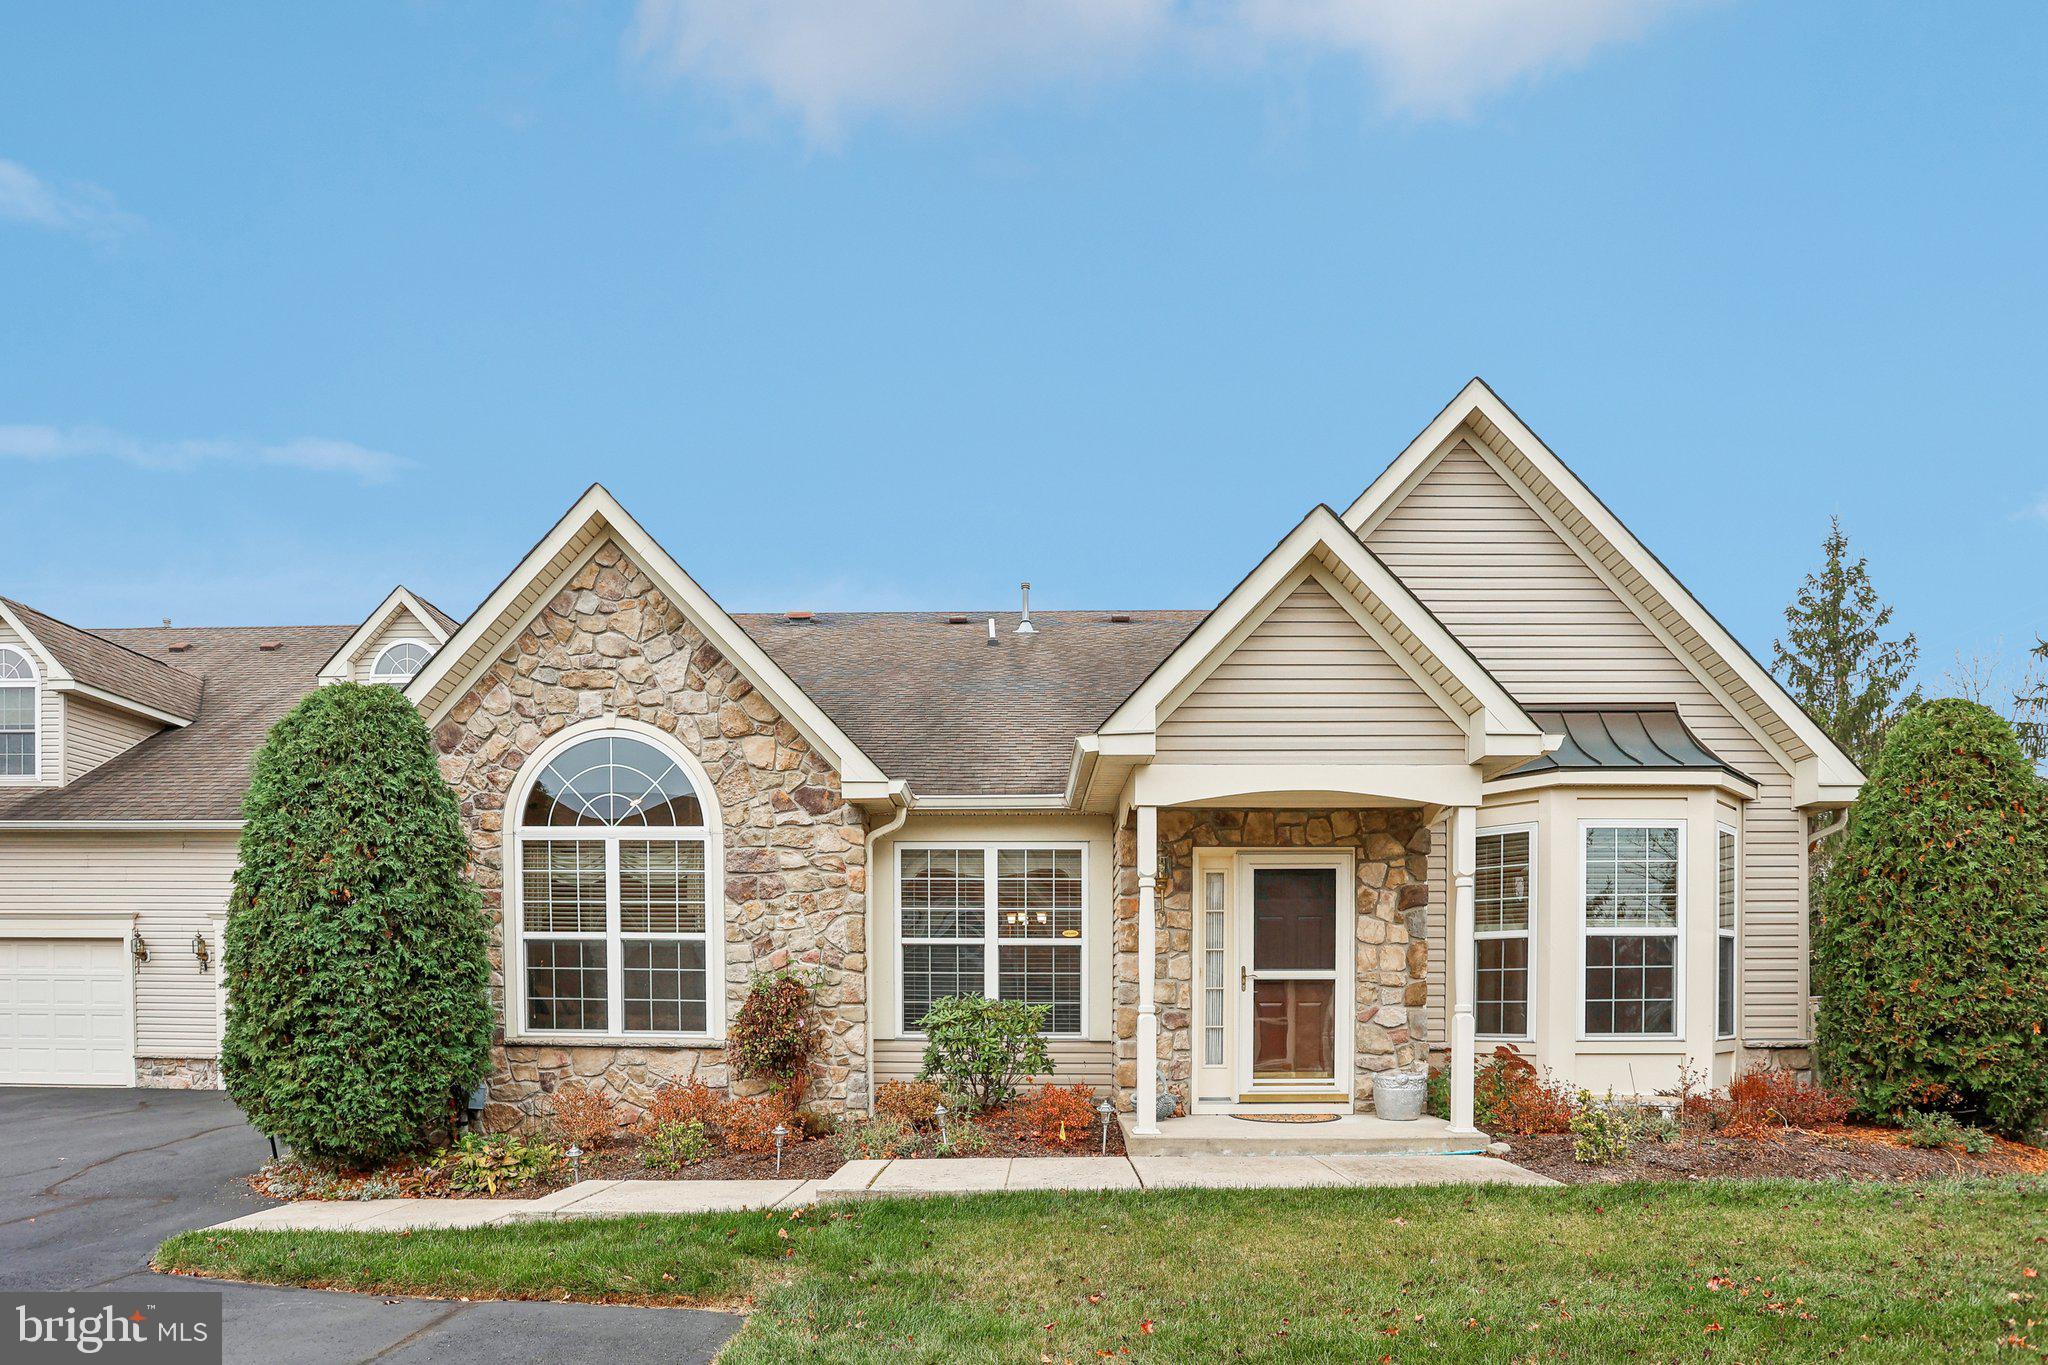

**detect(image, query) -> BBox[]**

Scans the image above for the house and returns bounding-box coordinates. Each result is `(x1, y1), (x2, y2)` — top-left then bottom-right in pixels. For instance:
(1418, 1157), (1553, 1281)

(0, 380), (1861, 1145)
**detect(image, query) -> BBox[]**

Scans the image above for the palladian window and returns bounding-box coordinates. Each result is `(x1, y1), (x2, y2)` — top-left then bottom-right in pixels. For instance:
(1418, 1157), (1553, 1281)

(515, 732), (713, 1036)
(371, 640), (432, 680)
(0, 647), (36, 777)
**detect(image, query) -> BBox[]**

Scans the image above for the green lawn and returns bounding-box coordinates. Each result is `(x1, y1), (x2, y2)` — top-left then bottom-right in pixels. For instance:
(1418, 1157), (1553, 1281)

(157, 1180), (2048, 1361)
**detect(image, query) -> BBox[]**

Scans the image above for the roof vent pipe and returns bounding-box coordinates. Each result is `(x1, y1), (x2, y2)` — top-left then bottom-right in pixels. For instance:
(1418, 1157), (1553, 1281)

(1015, 582), (1036, 635)
(986, 618), (998, 646)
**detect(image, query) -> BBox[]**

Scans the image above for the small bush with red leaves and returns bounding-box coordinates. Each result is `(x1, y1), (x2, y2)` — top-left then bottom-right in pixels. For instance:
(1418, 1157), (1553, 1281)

(1472, 1048), (1578, 1135)
(547, 1082), (623, 1150)
(1723, 1066), (1852, 1133)
(875, 1079), (945, 1130)
(641, 1081), (723, 1136)
(717, 1094), (793, 1154)
(1024, 1084), (1099, 1149)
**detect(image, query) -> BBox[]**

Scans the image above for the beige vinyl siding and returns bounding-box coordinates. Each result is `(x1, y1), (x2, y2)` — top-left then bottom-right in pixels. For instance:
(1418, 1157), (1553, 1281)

(1156, 578), (1468, 766)
(352, 605), (437, 682)
(1368, 438), (1807, 1040)
(0, 832), (234, 1058)
(874, 1037), (1114, 1095)
(0, 619), (57, 786)
(62, 695), (161, 783)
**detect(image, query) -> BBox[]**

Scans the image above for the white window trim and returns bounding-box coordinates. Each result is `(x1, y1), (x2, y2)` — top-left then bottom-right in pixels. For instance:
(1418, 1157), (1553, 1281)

(1474, 821), (1538, 1044)
(0, 645), (41, 783)
(1576, 817), (1686, 1042)
(369, 639), (434, 680)
(503, 718), (726, 1045)
(1716, 822), (1740, 1041)
(894, 840), (1090, 1039)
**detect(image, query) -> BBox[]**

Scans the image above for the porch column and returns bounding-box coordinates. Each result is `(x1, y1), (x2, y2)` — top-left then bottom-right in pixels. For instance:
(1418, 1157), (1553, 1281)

(1448, 803), (1480, 1136)
(1134, 803), (1160, 1135)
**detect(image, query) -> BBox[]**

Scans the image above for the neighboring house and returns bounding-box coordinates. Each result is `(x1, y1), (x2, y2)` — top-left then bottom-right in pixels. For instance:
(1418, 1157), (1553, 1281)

(0, 381), (1861, 1145)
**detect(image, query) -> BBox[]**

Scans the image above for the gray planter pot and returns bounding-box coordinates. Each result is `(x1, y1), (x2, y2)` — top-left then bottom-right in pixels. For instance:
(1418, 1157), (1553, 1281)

(1372, 1069), (1428, 1122)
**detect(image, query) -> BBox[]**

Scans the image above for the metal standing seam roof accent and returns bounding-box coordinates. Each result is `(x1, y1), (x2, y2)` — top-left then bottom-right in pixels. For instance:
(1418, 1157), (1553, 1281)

(1508, 707), (1754, 784)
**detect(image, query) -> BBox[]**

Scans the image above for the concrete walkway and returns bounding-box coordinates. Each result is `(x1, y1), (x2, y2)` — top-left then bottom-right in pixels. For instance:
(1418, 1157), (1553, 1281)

(211, 1153), (1554, 1232)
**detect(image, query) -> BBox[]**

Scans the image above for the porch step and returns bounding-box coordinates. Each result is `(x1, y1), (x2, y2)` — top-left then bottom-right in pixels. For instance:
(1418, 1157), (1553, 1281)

(1120, 1113), (1488, 1158)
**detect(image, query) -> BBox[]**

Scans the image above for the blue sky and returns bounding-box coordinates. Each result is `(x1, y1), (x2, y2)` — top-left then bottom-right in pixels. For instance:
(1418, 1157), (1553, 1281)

(3, 2), (2042, 697)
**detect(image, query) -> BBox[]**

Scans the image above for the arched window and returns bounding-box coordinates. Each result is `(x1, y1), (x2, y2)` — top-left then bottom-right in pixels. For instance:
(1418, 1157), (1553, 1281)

(0, 647), (37, 778)
(370, 640), (432, 680)
(512, 729), (717, 1037)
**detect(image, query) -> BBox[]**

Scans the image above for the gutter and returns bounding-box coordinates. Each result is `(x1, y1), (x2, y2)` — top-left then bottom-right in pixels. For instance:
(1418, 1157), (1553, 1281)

(1807, 807), (1851, 849)
(0, 820), (243, 832)
(861, 788), (913, 1116)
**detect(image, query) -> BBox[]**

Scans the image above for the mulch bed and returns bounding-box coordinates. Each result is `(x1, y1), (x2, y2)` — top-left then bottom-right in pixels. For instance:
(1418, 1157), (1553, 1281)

(252, 1103), (1127, 1201)
(1497, 1123), (2048, 1184)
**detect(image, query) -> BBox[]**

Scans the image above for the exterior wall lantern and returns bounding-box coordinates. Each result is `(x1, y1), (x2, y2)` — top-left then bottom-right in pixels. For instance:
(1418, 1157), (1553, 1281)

(193, 932), (212, 971)
(129, 934), (149, 966)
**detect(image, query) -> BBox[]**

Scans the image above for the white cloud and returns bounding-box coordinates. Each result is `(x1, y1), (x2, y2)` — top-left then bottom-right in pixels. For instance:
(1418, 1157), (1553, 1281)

(630, 0), (1690, 138)
(0, 158), (139, 238)
(0, 424), (407, 484)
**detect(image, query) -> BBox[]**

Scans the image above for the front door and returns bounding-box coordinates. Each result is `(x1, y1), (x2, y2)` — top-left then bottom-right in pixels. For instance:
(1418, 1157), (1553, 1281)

(1234, 853), (1352, 1104)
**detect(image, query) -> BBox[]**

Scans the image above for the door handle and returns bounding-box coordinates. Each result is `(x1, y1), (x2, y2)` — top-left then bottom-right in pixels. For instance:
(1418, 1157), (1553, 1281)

(1240, 965), (1250, 990)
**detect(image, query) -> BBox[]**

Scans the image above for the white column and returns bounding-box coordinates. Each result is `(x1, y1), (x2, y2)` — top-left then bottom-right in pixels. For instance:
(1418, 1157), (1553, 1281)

(1448, 803), (1480, 1136)
(1134, 803), (1161, 1135)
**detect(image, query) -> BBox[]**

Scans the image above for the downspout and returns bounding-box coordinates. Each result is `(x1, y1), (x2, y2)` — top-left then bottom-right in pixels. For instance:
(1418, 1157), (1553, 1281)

(863, 789), (912, 1117)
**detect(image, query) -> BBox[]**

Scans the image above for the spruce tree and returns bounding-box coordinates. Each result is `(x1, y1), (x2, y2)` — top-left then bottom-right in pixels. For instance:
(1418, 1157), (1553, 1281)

(1771, 516), (1918, 772)
(222, 683), (493, 1164)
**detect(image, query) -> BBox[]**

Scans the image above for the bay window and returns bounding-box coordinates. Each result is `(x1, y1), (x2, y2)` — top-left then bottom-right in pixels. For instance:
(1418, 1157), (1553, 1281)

(1582, 823), (1680, 1037)
(1716, 825), (1739, 1039)
(900, 844), (1085, 1034)
(1474, 827), (1533, 1037)
(514, 731), (715, 1037)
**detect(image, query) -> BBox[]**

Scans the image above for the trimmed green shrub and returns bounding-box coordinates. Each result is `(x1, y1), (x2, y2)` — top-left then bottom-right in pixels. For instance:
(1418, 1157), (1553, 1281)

(642, 1119), (713, 1171)
(221, 682), (493, 1164)
(915, 995), (1051, 1109)
(1814, 698), (2048, 1134)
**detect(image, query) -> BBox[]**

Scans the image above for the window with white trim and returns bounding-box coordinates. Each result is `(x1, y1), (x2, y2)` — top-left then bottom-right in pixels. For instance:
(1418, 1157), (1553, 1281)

(1475, 828), (1533, 1037)
(0, 647), (36, 777)
(1716, 826), (1738, 1039)
(1583, 824), (1680, 1036)
(371, 640), (432, 680)
(515, 732), (712, 1035)
(899, 844), (1084, 1034)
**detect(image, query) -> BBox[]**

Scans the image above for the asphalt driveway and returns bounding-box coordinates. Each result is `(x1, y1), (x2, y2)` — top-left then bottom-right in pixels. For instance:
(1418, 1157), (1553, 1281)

(0, 1087), (740, 1363)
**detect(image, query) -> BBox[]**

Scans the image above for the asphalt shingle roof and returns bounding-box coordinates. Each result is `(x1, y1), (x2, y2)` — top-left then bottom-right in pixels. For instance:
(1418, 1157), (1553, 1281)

(735, 610), (1205, 796)
(0, 624), (353, 823)
(3, 598), (202, 722)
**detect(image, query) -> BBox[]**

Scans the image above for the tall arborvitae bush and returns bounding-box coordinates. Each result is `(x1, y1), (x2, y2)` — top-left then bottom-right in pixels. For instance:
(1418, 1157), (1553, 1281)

(222, 683), (493, 1163)
(1814, 698), (2048, 1133)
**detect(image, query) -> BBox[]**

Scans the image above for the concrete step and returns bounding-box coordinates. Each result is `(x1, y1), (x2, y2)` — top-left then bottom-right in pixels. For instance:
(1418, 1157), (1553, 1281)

(1120, 1113), (1490, 1158)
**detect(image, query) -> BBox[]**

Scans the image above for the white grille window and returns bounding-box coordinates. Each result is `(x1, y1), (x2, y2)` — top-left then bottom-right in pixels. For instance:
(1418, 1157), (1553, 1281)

(1475, 829), (1533, 1037)
(0, 647), (36, 778)
(1202, 872), (1226, 1066)
(370, 640), (432, 680)
(900, 844), (1086, 1034)
(514, 732), (712, 1036)
(1716, 826), (1738, 1039)
(1583, 824), (1681, 1037)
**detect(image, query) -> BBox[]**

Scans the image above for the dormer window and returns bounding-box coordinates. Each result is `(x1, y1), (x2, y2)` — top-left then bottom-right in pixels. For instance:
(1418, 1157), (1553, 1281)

(370, 641), (432, 681)
(0, 646), (37, 777)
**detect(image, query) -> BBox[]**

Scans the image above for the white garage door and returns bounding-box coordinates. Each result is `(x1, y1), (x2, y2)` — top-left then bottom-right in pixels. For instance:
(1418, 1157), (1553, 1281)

(0, 938), (133, 1085)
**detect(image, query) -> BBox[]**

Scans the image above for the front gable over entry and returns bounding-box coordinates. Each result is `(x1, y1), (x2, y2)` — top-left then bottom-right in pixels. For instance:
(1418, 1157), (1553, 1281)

(1086, 505), (1550, 811)
(404, 485), (894, 798)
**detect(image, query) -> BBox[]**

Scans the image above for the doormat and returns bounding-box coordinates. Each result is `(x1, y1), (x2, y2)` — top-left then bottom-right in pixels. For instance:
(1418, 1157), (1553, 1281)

(1231, 1113), (1339, 1124)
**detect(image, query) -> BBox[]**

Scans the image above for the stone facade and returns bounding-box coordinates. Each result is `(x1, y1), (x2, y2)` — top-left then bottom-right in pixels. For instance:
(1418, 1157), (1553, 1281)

(432, 539), (868, 1131)
(1112, 807), (1431, 1116)
(135, 1057), (222, 1090)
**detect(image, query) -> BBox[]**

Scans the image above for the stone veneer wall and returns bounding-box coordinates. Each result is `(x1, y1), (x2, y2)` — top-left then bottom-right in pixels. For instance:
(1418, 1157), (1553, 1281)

(136, 1057), (222, 1090)
(1112, 808), (1431, 1116)
(432, 540), (868, 1131)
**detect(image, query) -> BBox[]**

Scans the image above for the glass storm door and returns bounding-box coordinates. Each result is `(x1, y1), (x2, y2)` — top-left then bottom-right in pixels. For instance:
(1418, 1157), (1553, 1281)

(1241, 863), (1341, 1087)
